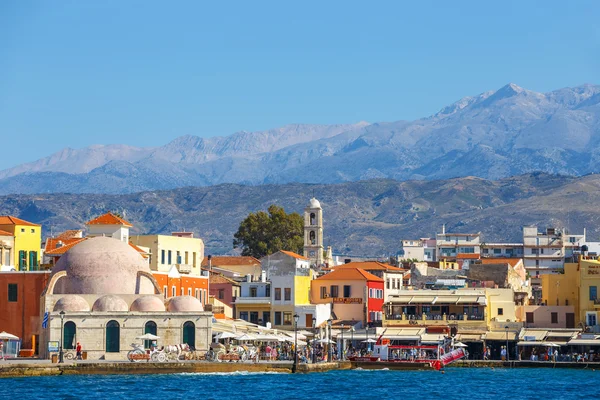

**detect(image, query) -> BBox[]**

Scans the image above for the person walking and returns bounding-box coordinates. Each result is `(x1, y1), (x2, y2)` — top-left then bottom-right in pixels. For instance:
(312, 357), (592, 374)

(76, 341), (83, 360)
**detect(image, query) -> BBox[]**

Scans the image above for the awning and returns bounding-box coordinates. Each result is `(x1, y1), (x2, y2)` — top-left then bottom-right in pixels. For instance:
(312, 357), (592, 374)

(520, 330), (548, 341)
(568, 339), (600, 346)
(485, 331), (517, 341)
(545, 331), (578, 339)
(409, 296), (436, 304)
(383, 328), (425, 341)
(390, 296), (413, 303)
(517, 341), (561, 347)
(456, 296), (480, 304)
(455, 333), (484, 342)
(420, 333), (446, 344)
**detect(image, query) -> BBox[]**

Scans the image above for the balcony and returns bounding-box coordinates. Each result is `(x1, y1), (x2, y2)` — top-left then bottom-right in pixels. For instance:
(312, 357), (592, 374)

(233, 296), (271, 305)
(176, 263), (192, 274)
(385, 313), (485, 322)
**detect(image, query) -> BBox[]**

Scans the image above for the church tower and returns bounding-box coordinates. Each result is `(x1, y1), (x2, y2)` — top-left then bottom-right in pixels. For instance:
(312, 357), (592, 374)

(303, 197), (324, 267)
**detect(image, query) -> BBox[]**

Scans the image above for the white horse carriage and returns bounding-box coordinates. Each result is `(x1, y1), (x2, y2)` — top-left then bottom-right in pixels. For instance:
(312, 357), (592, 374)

(127, 334), (191, 363)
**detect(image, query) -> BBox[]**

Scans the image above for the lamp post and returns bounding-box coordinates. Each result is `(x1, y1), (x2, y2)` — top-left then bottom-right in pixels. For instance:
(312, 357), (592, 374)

(327, 318), (333, 362)
(293, 313), (299, 373)
(351, 326), (355, 354)
(341, 323), (345, 360)
(365, 324), (369, 354)
(59, 311), (65, 363)
(312, 316), (317, 364)
(505, 325), (510, 362)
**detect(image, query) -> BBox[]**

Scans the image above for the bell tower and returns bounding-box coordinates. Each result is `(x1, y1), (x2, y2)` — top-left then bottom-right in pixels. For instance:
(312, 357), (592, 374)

(303, 197), (324, 267)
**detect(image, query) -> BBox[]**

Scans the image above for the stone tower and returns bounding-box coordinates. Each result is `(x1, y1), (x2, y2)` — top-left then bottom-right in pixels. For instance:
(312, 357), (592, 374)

(303, 197), (324, 267)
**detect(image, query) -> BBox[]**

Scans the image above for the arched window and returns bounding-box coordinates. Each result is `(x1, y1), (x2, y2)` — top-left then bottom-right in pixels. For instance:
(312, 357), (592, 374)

(144, 321), (157, 349)
(64, 321), (76, 350)
(106, 320), (120, 353)
(310, 213), (316, 225)
(309, 231), (316, 245)
(182, 321), (195, 349)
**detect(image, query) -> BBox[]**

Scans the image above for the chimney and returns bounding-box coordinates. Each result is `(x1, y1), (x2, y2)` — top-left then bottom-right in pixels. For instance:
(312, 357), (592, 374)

(261, 270), (266, 283)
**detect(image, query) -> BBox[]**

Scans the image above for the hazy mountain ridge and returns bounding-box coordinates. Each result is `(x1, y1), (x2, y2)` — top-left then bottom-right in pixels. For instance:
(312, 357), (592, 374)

(2, 173), (599, 256)
(1, 84), (600, 194)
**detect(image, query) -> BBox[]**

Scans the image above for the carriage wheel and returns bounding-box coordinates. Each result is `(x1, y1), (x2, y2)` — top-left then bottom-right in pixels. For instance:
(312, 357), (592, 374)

(240, 352), (248, 362)
(65, 352), (75, 360)
(216, 350), (225, 362)
(151, 352), (159, 362)
(157, 353), (167, 363)
(129, 348), (145, 363)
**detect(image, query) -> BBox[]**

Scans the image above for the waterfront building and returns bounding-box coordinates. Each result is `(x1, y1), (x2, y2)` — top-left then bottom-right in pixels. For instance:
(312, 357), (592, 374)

(39, 236), (212, 360)
(0, 270), (50, 354)
(130, 232), (205, 276)
(262, 250), (326, 329)
(303, 197), (325, 267)
(0, 216), (42, 271)
(332, 261), (405, 301)
(481, 242), (524, 259)
(209, 273), (241, 310)
(516, 305), (576, 328)
(542, 257), (600, 331)
(523, 226), (585, 285)
(201, 256), (261, 281)
(311, 266), (384, 326)
(435, 227), (481, 261)
(234, 277), (271, 326)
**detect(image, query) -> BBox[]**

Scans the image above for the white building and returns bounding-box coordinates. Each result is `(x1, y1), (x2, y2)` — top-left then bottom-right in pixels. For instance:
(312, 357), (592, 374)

(435, 226), (481, 261)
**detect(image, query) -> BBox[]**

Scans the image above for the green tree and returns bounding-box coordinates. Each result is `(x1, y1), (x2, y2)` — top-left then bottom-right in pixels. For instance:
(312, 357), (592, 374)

(233, 205), (303, 258)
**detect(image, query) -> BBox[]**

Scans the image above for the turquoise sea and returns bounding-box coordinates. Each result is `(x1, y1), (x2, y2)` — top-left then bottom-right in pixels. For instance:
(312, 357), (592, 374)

(7, 368), (600, 399)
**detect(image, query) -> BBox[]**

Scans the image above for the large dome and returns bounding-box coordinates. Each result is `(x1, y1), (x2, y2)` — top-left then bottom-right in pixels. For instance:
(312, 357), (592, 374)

(51, 236), (156, 295)
(53, 295), (90, 312)
(130, 296), (166, 312)
(92, 295), (129, 312)
(167, 296), (204, 312)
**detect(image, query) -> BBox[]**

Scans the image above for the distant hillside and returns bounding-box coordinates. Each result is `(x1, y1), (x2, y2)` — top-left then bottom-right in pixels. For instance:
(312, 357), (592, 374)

(1, 83), (600, 194)
(1, 173), (597, 256)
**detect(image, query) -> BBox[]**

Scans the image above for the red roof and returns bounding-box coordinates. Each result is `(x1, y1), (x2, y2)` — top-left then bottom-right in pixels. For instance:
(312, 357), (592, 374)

(316, 267), (383, 282)
(45, 237), (88, 255)
(0, 229), (13, 236)
(56, 230), (83, 240)
(210, 274), (240, 285)
(86, 212), (132, 227)
(480, 258), (522, 268)
(0, 216), (40, 227)
(128, 242), (149, 259)
(457, 253), (481, 260)
(201, 256), (261, 267)
(335, 261), (403, 272)
(279, 250), (309, 260)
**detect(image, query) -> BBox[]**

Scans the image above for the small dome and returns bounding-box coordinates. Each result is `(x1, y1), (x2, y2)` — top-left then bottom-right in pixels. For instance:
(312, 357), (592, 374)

(92, 295), (129, 312)
(53, 295), (90, 312)
(167, 296), (204, 312)
(51, 237), (156, 295)
(308, 197), (321, 209)
(130, 296), (166, 312)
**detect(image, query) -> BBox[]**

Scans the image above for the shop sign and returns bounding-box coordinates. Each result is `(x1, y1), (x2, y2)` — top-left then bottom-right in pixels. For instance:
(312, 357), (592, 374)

(333, 297), (363, 304)
(588, 265), (600, 275)
(47, 341), (59, 352)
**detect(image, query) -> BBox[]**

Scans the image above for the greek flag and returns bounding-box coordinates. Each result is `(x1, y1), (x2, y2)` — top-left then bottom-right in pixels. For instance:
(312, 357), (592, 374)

(42, 311), (49, 329)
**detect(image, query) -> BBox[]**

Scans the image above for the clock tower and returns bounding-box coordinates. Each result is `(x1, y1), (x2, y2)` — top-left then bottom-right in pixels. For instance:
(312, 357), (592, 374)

(303, 197), (324, 267)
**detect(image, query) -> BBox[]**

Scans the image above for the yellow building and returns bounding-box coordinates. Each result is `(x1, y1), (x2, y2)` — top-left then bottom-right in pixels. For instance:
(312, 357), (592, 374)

(0, 216), (41, 271)
(542, 258), (600, 329)
(130, 232), (204, 276)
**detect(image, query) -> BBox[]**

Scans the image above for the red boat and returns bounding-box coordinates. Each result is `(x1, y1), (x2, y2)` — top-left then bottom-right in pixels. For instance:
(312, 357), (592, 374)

(348, 343), (465, 371)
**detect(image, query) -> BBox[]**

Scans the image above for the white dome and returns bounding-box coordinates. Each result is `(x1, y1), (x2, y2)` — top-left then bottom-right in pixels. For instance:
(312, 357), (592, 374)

(130, 296), (166, 312)
(308, 198), (321, 209)
(92, 295), (129, 312)
(53, 295), (90, 312)
(51, 237), (155, 295)
(167, 296), (204, 312)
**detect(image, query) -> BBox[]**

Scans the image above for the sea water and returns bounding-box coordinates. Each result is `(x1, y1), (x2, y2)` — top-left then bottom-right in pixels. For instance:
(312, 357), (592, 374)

(6, 368), (600, 399)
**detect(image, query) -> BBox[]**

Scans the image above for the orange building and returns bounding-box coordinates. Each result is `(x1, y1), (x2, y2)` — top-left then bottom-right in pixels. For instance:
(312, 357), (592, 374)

(153, 270), (209, 307)
(0, 271), (50, 354)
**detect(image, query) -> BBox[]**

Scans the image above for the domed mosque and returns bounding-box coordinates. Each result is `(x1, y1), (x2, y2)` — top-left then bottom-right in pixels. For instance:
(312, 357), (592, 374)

(40, 237), (212, 360)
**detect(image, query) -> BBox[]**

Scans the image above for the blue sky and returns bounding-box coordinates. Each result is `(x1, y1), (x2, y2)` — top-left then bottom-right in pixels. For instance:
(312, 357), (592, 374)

(1, 0), (599, 170)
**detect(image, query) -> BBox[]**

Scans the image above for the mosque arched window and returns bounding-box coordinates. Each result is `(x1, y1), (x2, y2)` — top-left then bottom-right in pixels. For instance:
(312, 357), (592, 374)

(106, 320), (120, 353)
(144, 321), (157, 349)
(182, 321), (195, 349)
(310, 213), (316, 225)
(64, 321), (76, 350)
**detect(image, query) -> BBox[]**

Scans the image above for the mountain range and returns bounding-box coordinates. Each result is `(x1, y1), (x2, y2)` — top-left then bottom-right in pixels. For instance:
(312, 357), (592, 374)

(2, 83), (600, 195)
(1, 173), (598, 256)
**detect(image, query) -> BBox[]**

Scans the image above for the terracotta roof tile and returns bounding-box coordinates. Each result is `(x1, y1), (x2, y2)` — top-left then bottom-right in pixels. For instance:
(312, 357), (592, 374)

(480, 258), (522, 268)
(86, 212), (132, 227)
(0, 216), (40, 227)
(316, 267), (383, 282)
(56, 230), (83, 240)
(129, 243), (149, 259)
(201, 256), (261, 267)
(279, 250), (309, 260)
(45, 238), (88, 255)
(210, 274), (241, 285)
(0, 229), (13, 236)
